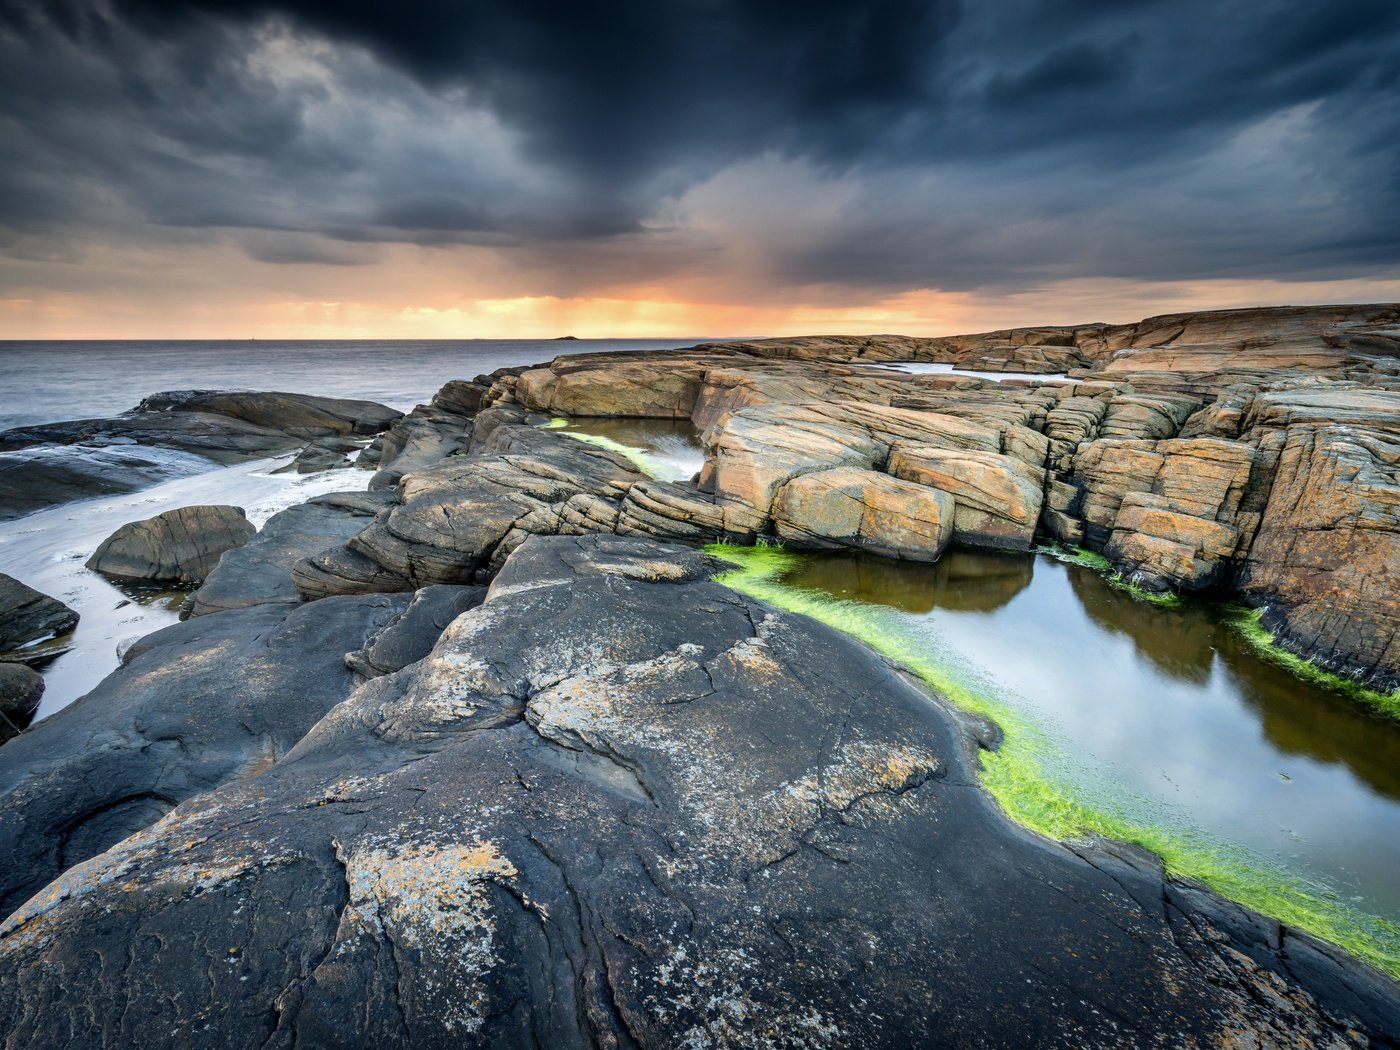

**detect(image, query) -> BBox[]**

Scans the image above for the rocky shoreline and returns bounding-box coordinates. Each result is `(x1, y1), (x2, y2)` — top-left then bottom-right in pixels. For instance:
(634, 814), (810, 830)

(1, 303), (1398, 1046)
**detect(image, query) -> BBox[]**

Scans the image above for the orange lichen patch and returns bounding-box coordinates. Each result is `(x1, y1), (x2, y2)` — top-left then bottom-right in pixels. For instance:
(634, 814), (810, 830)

(341, 838), (519, 1034)
(704, 635), (785, 685)
(785, 742), (940, 812)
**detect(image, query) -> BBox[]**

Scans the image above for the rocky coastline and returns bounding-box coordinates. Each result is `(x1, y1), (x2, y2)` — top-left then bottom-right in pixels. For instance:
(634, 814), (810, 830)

(1, 303), (1399, 1046)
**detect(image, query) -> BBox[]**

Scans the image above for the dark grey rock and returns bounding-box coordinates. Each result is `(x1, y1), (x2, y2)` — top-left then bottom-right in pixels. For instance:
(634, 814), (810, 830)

(0, 391), (402, 521)
(272, 440), (356, 475)
(185, 490), (396, 617)
(0, 573), (78, 651)
(0, 535), (1393, 1048)
(0, 663), (43, 741)
(0, 592), (411, 918)
(344, 584), (486, 678)
(86, 505), (256, 585)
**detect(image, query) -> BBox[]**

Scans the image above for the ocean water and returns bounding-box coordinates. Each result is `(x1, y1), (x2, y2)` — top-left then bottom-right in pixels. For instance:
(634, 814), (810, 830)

(0, 338), (708, 431)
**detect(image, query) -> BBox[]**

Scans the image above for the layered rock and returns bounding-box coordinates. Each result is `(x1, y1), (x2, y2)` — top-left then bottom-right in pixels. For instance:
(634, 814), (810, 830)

(772, 466), (955, 560)
(0, 536), (1394, 1047)
(86, 504), (256, 585)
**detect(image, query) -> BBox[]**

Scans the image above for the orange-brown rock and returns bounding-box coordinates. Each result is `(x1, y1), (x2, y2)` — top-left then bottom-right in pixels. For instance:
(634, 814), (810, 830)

(887, 446), (1045, 550)
(772, 466), (955, 561)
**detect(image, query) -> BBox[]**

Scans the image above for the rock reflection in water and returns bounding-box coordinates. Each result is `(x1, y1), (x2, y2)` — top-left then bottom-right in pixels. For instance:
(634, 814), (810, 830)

(778, 548), (1034, 615)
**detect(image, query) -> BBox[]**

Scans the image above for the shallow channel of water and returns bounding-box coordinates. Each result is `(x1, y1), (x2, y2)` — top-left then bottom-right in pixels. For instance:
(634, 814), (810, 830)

(0, 456), (368, 720)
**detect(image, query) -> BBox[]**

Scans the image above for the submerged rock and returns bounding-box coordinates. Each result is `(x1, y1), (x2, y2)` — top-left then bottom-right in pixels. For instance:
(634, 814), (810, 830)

(0, 573), (78, 651)
(86, 504), (256, 585)
(0, 535), (1394, 1047)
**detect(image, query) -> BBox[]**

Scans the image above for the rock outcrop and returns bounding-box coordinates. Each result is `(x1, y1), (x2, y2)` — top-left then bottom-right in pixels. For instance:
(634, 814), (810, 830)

(0, 391), (402, 519)
(0, 574), (78, 651)
(0, 535), (1394, 1047)
(86, 505), (256, 585)
(0, 592), (414, 918)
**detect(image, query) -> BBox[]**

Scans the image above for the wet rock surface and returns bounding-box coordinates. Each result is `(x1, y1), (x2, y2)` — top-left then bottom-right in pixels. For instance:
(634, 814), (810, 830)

(0, 535), (1395, 1048)
(0, 390), (402, 519)
(86, 504), (256, 585)
(0, 573), (79, 651)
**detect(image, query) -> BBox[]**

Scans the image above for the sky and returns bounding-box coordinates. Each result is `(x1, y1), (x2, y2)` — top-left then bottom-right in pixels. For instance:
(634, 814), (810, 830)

(2, 0), (1399, 339)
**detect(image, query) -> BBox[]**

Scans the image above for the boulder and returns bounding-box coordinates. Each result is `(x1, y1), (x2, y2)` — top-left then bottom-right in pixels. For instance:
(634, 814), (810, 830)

(888, 446), (1045, 550)
(86, 505), (256, 585)
(0, 573), (78, 651)
(273, 440), (355, 474)
(772, 466), (955, 561)
(0, 663), (44, 741)
(0, 535), (1394, 1047)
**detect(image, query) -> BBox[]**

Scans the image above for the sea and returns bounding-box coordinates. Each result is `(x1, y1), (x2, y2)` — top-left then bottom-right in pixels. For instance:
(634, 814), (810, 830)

(0, 338), (710, 431)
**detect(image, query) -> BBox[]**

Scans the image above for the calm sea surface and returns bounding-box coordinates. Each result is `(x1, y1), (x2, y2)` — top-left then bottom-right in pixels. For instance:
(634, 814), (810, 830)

(0, 339), (711, 431)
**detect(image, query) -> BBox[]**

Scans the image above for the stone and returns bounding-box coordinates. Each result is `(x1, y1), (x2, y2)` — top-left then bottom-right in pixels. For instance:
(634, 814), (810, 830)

(772, 466), (955, 561)
(0, 663), (44, 741)
(86, 505), (256, 585)
(1240, 425), (1400, 691)
(888, 446), (1045, 550)
(0, 573), (79, 651)
(272, 440), (355, 474)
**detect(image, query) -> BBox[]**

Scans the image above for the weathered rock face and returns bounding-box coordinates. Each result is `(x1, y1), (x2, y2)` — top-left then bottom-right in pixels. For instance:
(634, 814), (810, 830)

(1240, 425), (1400, 691)
(773, 465), (955, 561)
(0, 536), (1394, 1048)
(0, 573), (78, 651)
(86, 505), (256, 585)
(293, 425), (649, 594)
(888, 446), (1044, 549)
(0, 592), (413, 919)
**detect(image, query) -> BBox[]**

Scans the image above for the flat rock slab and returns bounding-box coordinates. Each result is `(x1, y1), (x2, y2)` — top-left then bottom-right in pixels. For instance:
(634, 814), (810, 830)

(1, 535), (1394, 1048)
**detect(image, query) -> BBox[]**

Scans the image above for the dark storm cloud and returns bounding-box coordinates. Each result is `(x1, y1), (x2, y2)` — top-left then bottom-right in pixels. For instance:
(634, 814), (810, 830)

(1, 0), (1399, 294)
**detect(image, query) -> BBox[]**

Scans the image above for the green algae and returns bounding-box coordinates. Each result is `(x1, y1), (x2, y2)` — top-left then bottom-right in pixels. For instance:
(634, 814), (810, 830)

(540, 418), (676, 480)
(1226, 605), (1400, 722)
(1041, 544), (1184, 607)
(706, 541), (1400, 980)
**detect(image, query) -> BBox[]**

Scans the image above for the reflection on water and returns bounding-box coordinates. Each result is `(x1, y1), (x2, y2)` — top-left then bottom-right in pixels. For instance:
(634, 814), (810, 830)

(868, 362), (1073, 383)
(550, 417), (706, 483)
(0, 457), (366, 720)
(776, 548), (1400, 919)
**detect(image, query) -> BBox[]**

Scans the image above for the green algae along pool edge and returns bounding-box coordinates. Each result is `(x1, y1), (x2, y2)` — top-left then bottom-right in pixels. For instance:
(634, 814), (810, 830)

(705, 542), (1400, 982)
